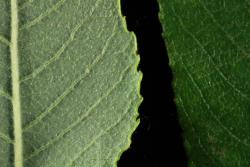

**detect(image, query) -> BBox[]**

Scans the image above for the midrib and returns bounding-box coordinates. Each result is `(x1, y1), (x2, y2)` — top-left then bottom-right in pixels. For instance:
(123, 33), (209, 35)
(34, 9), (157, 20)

(10, 0), (23, 167)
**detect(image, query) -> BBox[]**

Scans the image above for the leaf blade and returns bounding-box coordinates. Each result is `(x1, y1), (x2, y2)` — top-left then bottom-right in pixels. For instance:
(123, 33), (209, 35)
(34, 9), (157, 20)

(159, 0), (250, 166)
(0, 0), (141, 166)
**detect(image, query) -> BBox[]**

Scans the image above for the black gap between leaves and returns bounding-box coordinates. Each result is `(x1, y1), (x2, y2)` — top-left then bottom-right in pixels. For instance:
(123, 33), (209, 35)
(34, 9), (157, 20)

(118, 0), (188, 166)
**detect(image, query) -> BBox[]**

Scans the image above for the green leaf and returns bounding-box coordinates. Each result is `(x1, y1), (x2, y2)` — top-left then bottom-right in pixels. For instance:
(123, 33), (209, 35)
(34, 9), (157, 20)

(158, 0), (250, 166)
(0, 0), (142, 166)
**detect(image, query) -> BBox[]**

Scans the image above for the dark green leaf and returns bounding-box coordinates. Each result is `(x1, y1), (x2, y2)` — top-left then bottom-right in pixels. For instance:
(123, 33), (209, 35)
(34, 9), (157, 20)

(159, 0), (250, 166)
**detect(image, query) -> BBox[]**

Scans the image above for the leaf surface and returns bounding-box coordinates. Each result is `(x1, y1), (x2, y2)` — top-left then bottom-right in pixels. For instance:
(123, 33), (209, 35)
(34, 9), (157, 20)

(158, 0), (250, 166)
(0, 0), (141, 166)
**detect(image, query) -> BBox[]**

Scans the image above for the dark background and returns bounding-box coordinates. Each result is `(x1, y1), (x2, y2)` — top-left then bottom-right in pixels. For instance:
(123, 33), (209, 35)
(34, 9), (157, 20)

(118, 0), (188, 166)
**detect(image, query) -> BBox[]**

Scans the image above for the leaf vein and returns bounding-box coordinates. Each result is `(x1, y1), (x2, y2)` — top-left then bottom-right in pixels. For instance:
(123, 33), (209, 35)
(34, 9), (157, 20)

(179, 53), (250, 147)
(68, 102), (132, 167)
(24, 65), (131, 161)
(0, 132), (14, 144)
(172, 6), (250, 100)
(19, 0), (68, 30)
(18, 0), (34, 10)
(0, 35), (11, 46)
(0, 90), (12, 100)
(20, 5), (109, 83)
(198, 0), (249, 60)
(178, 97), (220, 166)
(23, 23), (118, 132)
(20, 20), (88, 83)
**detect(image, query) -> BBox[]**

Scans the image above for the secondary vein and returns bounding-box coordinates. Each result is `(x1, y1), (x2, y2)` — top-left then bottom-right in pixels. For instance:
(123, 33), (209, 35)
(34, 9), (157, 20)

(10, 0), (23, 167)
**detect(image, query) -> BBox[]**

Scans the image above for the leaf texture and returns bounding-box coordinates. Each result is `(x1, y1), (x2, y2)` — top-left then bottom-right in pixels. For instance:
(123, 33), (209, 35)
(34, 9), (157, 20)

(159, 0), (250, 166)
(0, 0), (142, 166)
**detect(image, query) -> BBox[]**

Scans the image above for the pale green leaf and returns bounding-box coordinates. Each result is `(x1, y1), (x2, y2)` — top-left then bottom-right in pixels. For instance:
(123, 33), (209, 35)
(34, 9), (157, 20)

(159, 0), (250, 166)
(0, 0), (142, 166)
